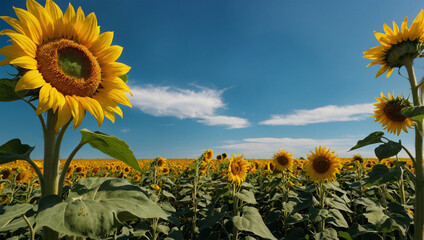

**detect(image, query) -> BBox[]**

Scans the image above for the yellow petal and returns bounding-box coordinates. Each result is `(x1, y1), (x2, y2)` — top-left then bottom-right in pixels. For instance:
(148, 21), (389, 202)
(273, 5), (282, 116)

(26, 0), (54, 41)
(78, 12), (99, 47)
(55, 101), (71, 131)
(9, 56), (37, 69)
(66, 95), (84, 129)
(36, 83), (53, 115)
(0, 44), (27, 60)
(401, 17), (409, 41)
(89, 31), (114, 55)
(79, 96), (104, 126)
(105, 89), (132, 107)
(63, 3), (76, 38)
(102, 76), (132, 94)
(4, 32), (37, 58)
(15, 70), (44, 91)
(13, 7), (42, 45)
(386, 67), (394, 78)
(101, 62), (131, 78)
(0, 16), (25, 34)
(375, 65), (389, 78)
(96, 45), (123, 64)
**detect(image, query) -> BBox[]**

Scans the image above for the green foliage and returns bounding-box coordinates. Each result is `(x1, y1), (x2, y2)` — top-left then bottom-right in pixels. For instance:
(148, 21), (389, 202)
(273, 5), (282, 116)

(36, 178), (168, 238)
(232, 206), (277, 240)
(0, 204), (33, 231)
(401, 105), (424, 122)
(80, 129), (142, 172)
(350, 132), (384, 151)
(374, 140), (402, 160)
(0, 139), (34, 164)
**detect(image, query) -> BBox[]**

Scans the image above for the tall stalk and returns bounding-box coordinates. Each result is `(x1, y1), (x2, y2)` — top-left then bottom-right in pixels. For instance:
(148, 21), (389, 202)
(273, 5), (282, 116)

(404, 57), (424, 240)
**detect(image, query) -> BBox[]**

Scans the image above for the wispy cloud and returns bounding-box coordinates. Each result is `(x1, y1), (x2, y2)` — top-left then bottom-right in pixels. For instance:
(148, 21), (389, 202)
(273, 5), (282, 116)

(197, 115), (250, 129)
(260, 103), (374, 126)
(131, 85), (250, 129)
(216, 136), (412, 158)
(120, 128), (130, 133)
(216, 137), (354, 158)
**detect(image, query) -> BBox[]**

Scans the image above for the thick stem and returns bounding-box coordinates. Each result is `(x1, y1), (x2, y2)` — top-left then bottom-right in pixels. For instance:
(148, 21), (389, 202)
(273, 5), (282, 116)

(58, 142), (85, 196)
(42, 110), (60, 240)
(232, 183), (239, 240)
(318, 182), (326, 232)
(404, 58), (424, 240)
(23, 214), (35, 240)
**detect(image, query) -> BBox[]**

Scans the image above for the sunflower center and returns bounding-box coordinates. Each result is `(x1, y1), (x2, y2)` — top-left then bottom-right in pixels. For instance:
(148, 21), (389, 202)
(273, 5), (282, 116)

(276, 156), (288, 166)
(384, 104), (406, 122)
(36, 39), (102, 97)
(232, 163), (241, 175)
(312, 157), (330, 174)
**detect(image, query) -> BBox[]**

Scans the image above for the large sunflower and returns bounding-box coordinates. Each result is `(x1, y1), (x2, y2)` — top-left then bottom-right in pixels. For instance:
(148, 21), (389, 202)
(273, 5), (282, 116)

(272, 149), (293, 171)
(227, 154), (248, 185)
(0, 0), (131, 130)
(363, 9), (424, 78)
(372, 92), (412, 135)
(305, 147), (341, 183)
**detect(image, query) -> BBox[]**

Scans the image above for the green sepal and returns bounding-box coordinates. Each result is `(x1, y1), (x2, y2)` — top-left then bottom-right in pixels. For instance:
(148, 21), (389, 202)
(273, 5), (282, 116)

(401, 106), (424, 122)
(0, 139), (34, 164)
(119, 74), (128, 83)
(80, 129), (142, 172)
(374, 140), (402, 160)
(349, 132), (384, 151)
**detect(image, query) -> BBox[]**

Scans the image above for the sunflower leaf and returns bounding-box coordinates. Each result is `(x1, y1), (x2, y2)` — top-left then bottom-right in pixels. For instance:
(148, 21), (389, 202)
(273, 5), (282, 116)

(0, 78), (25, 102)
(36, 178), (169, 238)
(401, 106), (424, 122)
(80, 129), (142, 172)
(349, 132), (384, 151)
(233, 206), (277, 240)
(0, 139), (34, 165)
(374, 140), (402, 160)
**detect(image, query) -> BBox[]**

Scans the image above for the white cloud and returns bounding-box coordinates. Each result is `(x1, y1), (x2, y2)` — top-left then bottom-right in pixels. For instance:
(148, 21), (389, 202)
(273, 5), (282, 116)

(130, 85), (249, 129)
(215, 136), (411, 158)
(120, 128), (130, 133)
(260, 103), (374, 126)
(197, 115), (250, 129)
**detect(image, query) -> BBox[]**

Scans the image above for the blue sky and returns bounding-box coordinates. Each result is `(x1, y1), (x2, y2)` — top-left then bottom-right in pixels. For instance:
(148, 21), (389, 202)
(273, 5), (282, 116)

(1, 0), (424, 160)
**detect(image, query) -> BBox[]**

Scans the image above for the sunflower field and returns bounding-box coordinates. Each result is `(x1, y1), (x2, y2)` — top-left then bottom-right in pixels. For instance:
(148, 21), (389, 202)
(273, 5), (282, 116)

(1, 0), (424, 239)
(0, 151), (417, 239)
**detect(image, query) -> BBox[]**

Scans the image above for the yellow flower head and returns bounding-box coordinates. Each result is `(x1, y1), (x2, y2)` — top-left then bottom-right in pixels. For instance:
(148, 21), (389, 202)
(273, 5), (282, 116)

(227, 154), (248, 185)
(305, 147), (341, 183)
(204, 149), (213, 162)
(16, 169), (32, 184)
(272, 149), (293, 171)
(364, 10), (424, 78)
(151, 184), (160, 191)
(157, 157), (166, 168)
(372, 93), (412, 135)
(0, 0), (132, 130)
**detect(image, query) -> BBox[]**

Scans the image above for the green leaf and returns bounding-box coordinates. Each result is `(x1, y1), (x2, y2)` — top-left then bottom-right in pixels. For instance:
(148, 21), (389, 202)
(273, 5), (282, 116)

(401, 106), (424, 122)
(309, 208), (328, 222)
(338, 231), (352, 240)
(36, 178), (169, 238)
(119, 74), (128, 83)
(327, 209), (349, 228)
(366, 164), (402, 185)
(199, 205), (227, 231)
(285, 227), (305, 240)
(232, 206), (277, 240)
(349, 132), (384, 151)
(0, 139), (34, 164)
(80, 129), (141, 172)
(374, 140), (402, 160)
(0, 79), (25, 102)
(236, 189), (257, 204)
(0, 204), (33, 231)
(313, 228), (338, 240)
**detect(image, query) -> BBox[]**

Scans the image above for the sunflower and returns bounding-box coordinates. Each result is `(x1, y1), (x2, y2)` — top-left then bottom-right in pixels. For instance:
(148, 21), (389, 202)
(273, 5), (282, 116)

(16, 170), (32, 184)
(227, 154), (248, 185)
(204, 149), (213, 162)
(363, 10), (424, 78)
(305, 147), (341, 183)
(272, 149), (293, 171)
(372, 93), (413, 135)
(0, 0), (132, 130)
(156, 157), (166, 168)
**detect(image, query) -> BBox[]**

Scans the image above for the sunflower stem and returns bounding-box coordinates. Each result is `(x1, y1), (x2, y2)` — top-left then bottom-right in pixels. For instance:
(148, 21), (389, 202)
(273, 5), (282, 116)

(232, 183), (239, 240)
(58, 141), (86, 196)
(318, 182), (326, 232)
(42, 110), (60, 240)
(404, 57), (424, 240)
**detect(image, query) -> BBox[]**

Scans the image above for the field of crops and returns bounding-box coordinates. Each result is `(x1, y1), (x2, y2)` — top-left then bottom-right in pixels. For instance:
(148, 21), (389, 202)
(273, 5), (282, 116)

(0, 153), (416, 239)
